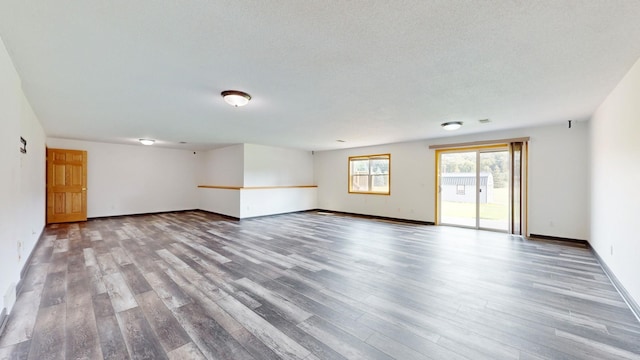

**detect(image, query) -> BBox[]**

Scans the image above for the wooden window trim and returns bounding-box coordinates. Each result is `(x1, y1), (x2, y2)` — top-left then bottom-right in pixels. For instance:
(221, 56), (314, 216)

(348, 153), (391, 195)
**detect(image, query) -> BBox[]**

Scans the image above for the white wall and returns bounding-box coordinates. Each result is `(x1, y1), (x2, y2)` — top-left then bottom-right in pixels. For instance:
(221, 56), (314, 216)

(199, 144), (244, 186)
(0, 36), (46, 314)
(19, 93), (46, 271)
(243, 143), (314, 187)
(198, 143), (317, 218)
(198, 188), (241, 218)
(240, 188), (317, 218)
(197, 144), (243, 217)
(590, 57), (640, 307)
(525, 122), (590, 239)
(241, 144), (316, 218)
(46, 138), (199, 218)
(315, 122), (590, 240)
(316, 141), (431, 222)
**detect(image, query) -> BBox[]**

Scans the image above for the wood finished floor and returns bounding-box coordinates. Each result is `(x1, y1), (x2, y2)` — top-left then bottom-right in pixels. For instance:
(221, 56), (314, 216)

(1, 211), (639, 360)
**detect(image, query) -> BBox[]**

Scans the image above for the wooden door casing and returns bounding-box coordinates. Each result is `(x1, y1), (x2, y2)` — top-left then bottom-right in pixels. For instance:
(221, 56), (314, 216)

(46, 148), (87, 223)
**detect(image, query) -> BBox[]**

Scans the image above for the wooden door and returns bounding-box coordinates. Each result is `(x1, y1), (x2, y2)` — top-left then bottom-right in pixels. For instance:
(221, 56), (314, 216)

(47, 148), (87, 223)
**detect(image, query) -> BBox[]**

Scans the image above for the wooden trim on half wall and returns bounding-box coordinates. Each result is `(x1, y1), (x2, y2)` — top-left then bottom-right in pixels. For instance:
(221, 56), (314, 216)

(198, 185), (317, 190)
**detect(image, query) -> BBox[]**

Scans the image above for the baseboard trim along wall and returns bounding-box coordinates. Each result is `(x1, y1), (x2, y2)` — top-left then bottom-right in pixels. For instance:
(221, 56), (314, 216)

(528, 233), (589, 246)
(315, 209), (435, 226)
(16, 225), (46, 296)
(198, 209), (315, 221)
(2, 226), (46, 338)
(189, 208), (436, 225)
(87, 208), (198, 220)
(195, 209), (240, 221)
(591, 248), (640, 323)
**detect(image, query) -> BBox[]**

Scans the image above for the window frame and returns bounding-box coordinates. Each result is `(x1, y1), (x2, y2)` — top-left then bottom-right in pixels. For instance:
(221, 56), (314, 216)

(348, 153), (391, 195)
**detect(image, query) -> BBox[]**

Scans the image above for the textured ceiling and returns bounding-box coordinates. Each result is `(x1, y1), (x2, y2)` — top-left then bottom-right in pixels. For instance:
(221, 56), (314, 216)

(1, 1), (640, 151)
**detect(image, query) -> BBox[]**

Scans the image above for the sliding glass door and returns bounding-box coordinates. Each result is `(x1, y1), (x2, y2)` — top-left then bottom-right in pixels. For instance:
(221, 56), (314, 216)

(434, 139), (528, 234)
(438, 147), (510, 231)
(478, 150), (509, 230)
(439, 151), (478, 227)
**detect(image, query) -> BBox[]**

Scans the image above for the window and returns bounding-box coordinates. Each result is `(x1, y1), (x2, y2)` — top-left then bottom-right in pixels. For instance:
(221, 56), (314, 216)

(348, 154), (390, 195)
(456, 184), (465, 195)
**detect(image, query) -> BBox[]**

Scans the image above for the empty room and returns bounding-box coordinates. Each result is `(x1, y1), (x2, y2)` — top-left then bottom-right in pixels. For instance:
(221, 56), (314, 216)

(1, 1), (640, 359)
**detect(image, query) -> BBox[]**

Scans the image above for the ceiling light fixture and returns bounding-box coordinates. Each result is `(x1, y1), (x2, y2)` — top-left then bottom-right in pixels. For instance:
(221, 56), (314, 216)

(221, 90), (251, 107)
(441, 121), (463, 131)
(139, 139), (155, 145)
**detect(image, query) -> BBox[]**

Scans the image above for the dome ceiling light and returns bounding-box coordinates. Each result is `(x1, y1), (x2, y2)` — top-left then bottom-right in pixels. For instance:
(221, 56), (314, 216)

(221, 90), (251, 107)
(441, 121), (463, 131)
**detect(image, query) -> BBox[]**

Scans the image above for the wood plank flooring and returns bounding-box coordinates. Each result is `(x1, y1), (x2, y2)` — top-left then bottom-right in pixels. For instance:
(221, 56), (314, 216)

(1, 210), (639, 359)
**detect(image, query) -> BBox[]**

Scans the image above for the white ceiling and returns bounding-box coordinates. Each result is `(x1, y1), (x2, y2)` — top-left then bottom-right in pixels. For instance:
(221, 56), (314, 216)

(1, 1), (640, 151)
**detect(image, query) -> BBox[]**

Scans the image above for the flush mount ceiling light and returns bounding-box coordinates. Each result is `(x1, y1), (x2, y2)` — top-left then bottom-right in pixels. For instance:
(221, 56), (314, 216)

(221, 90), (251, 107)
(441, 121), (463, 131)
(139, 139), (155, 145)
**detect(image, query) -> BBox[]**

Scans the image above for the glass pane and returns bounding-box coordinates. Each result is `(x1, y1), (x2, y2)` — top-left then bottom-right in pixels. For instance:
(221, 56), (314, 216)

(440, 152), (477, 227)
(370, 158), (389, 174)
(351, 175), (369, 191)
(351, 159), (369, 174)
(478, 151), (509, 231)
(371, 175), (389, 193)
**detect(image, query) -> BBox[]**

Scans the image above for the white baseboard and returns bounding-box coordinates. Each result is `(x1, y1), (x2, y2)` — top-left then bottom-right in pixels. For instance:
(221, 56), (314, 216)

(592, 248), (640, 323)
